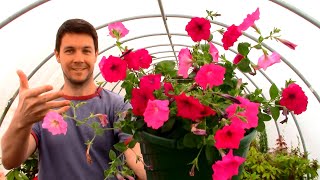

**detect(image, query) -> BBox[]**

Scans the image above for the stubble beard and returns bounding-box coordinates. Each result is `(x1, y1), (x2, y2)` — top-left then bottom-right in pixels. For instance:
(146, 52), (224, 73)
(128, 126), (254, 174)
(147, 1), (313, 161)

(63, 70), (94, 88)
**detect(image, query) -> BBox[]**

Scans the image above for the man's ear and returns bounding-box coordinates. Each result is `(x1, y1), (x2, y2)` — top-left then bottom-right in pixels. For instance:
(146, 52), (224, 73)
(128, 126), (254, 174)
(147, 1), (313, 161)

(54, 49), (60, 63)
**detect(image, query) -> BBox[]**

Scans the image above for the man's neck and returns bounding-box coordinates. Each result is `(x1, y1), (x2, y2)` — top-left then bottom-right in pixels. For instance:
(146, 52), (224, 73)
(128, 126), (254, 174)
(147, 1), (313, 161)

(62, 81), (98, 97)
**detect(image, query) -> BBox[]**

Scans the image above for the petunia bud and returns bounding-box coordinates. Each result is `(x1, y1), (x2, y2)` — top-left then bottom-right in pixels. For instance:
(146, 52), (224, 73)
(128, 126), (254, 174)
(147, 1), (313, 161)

(275, 37), (297, 50)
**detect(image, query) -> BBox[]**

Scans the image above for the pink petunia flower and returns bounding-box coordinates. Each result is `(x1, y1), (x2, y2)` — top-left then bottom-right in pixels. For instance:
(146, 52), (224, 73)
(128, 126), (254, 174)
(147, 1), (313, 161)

(212, 150), (246, 180)
(195, 63), (226, 89)
(226, 96), (260, 130)
(238, 8), (260, 31)
(257, 51), (281, 70)
(143, 99), (170, 129)
(208, 42), (219, 62)
(221, 25), (242, 50)
(185, 17), (211, 42)
(191, 123), (207, 136)
(42, 111), (68, 135)
(275, 37), (297, 50)
(96, 114), (108, 127)
(214, 124), (245, 149)
(139, 74), (162, 91)
(279, 83), (308, 115)
(108, 22), (129, 39)
(177, 48), (193, 78)
(99, 55), (127, 82)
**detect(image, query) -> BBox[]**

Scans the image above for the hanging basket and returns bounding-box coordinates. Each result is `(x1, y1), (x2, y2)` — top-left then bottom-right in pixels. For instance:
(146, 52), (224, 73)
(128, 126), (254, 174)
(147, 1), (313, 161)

(139, 130), (257, 180)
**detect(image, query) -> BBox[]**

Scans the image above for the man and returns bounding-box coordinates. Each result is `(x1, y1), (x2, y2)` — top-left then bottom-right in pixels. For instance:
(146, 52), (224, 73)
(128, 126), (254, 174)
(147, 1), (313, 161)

(1, 19), (146, 180)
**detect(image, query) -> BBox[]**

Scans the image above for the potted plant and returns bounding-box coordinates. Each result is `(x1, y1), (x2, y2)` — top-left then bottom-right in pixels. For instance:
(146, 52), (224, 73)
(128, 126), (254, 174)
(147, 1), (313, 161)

(242, 135), (319, 179)
(35, 7), (309, 180)
(97, 7), (308, 180)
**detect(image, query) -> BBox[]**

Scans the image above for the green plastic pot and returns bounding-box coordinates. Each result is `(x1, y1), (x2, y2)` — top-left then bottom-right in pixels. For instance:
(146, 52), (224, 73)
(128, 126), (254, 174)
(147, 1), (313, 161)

(139, 129), (257, 180)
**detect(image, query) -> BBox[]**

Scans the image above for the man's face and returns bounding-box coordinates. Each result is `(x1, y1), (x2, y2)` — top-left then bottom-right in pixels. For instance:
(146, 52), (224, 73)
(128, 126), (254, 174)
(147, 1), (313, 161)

(55, 33), (98, 86)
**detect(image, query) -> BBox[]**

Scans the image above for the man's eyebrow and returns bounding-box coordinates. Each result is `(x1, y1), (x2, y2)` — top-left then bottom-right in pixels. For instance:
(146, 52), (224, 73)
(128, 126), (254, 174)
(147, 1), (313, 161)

(83, 46), (94, 49)
(63, 46), (74, 50)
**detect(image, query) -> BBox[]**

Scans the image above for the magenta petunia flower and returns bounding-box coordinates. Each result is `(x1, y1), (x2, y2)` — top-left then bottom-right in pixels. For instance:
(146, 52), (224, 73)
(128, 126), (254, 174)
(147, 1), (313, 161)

(131, 88), (155, 116)
(42, 111), (68, 135)
(238, 8), (260, 31)
(226, 96), (260, 130)
(212, 150), (246, 180)
(125, 49), (152, 70)
(279, 83), (308, 114)
(143, 99), (170, 129)
(185, 17), (211, 42)
(257, 51), (281, 70)
(233, 54), (244, 64)
(208, 42), (219, 62)
(214, 124), (245, 149)
(163, 82), (174, 97)
(99, 55), (127, 82)
(177, 48), (193, 78)
(108, 22), (129, 39)
(195, 63), (226, 89)
(139, 74), (161, 92)
(221, 24), (242, 50)
(174, 93), (204, 121)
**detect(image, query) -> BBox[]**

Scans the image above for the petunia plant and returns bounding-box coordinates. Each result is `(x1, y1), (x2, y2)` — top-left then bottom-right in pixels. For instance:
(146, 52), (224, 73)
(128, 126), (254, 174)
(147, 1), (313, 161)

(41, 7), (309, 180)
(96, 7), (309, 179)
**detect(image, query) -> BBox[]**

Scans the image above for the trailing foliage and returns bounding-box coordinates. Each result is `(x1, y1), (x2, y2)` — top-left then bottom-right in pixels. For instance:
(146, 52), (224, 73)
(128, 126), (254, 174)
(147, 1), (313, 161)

(242, 137), (319, 180)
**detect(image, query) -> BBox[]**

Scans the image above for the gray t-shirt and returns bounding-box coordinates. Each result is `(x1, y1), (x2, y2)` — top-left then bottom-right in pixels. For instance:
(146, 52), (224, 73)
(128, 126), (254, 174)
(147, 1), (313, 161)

(32, 88), (131, 180)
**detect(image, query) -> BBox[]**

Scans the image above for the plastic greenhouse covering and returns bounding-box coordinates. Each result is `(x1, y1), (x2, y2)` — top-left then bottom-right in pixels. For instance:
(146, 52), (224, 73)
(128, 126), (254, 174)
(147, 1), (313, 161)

(0, 0), (319, 175)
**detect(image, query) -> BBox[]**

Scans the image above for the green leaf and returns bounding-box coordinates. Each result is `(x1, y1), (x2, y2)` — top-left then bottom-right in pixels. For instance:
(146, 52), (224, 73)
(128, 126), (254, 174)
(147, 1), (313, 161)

(6, 170), (15, 180)
(258, 36), (264, 43)
(114, 142), (128, 152)
(257, 118), (266, 132)
(205, 145), (218, 165)
(183, 133), (203, 148)
(269, 83), (279, 100)
(154, 60), (177, 77)
(109, 150), (117, 160)
(161, 118), (175, 133)
(121, 72), (139, 100)
(253, 44), (262, 49)
(238, 42), (250, 56)
(128, 139), (137, 149)
(258, 112), (272, 121)
(270, 106), (280, 120)
(237, 58), (251, 72)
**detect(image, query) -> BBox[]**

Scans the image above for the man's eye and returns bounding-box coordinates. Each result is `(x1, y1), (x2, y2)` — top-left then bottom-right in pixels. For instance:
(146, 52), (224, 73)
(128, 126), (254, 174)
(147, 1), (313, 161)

(65, 49), (74, 53)
(83, 50), (92, 54)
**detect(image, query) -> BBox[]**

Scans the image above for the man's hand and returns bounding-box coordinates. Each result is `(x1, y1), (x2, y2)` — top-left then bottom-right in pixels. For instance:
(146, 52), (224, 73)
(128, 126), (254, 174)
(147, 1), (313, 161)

(124, 143), (147, 180)
(15, 70), (70, 127)
(1, 70), (70, 169)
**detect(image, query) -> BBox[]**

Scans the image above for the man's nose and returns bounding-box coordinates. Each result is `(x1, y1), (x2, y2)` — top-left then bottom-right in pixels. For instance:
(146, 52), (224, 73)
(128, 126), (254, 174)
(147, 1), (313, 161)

(73, 51), (85, 62)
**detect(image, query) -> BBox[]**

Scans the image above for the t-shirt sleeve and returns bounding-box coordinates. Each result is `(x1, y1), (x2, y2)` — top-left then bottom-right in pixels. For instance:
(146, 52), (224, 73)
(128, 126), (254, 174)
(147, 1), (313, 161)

(113, 96), (132, 142)
(31, 122), (41, 148)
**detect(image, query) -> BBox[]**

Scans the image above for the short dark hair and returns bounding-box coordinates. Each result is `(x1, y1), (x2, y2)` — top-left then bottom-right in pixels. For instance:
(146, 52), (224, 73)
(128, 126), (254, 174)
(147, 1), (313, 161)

(55, 18), (98, 53)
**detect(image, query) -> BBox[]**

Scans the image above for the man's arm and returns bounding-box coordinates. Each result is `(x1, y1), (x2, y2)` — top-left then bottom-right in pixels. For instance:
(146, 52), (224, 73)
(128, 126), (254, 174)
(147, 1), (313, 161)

(124, 143), (147, 180)
(1, 70), (70, 169)
(1, 129), (36, 169)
